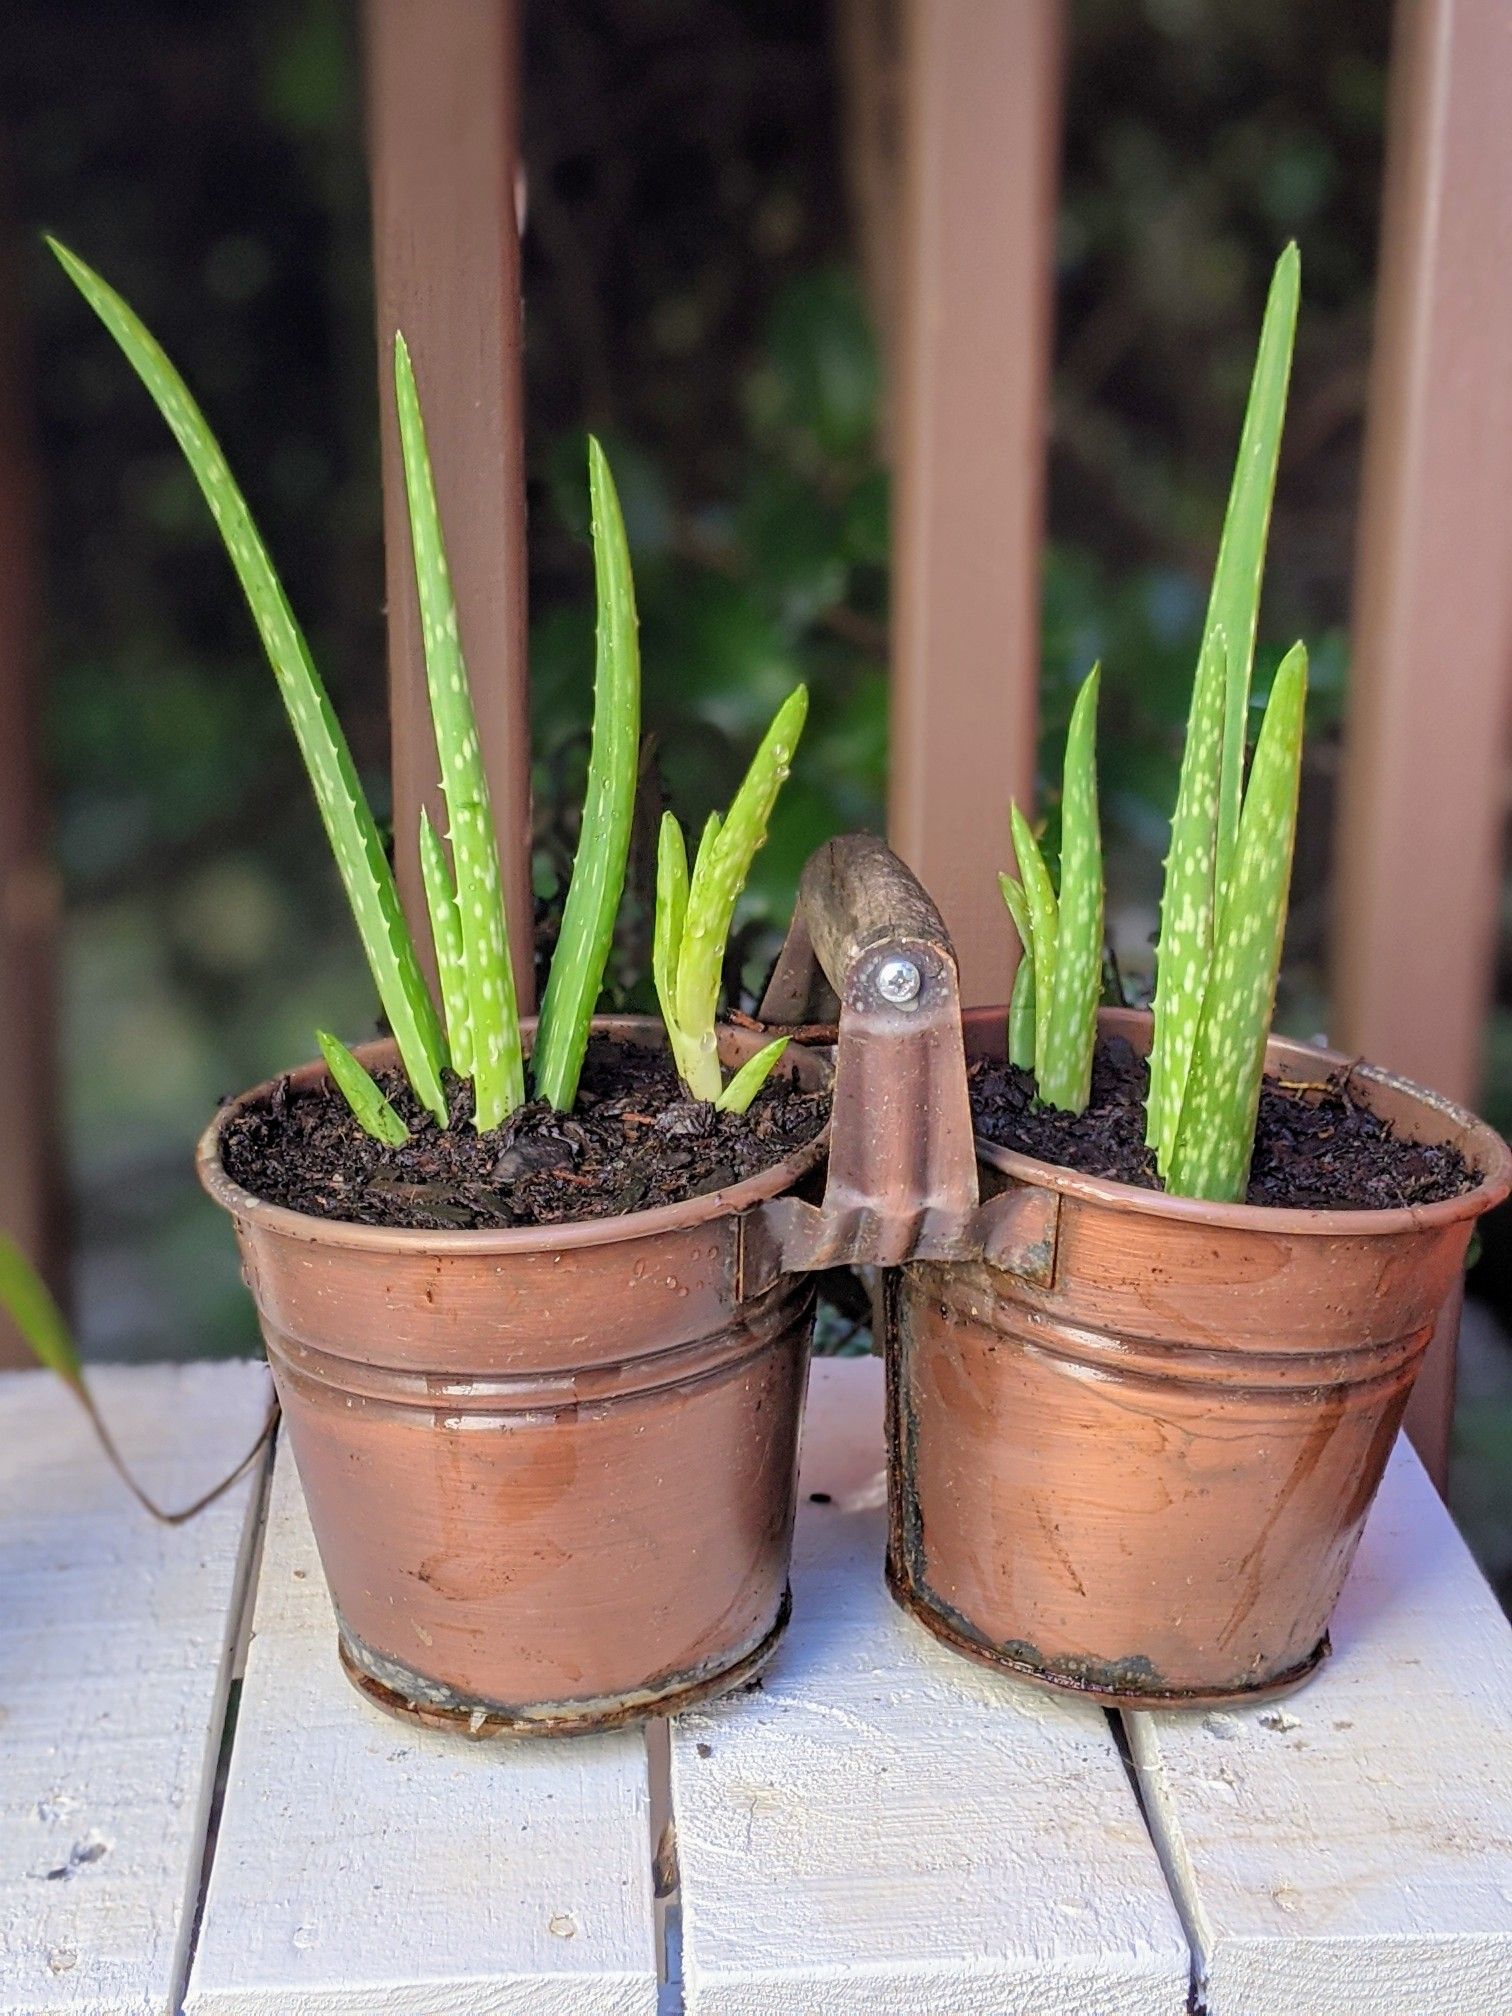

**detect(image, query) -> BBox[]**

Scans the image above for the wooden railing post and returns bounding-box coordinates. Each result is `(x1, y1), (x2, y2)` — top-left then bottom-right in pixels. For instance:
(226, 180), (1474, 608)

(363, 0), (535, 1008)
(0, 186), (65, 1366)
(1333, 0), (1512, 1482)
(889, 0), (1064, 1007)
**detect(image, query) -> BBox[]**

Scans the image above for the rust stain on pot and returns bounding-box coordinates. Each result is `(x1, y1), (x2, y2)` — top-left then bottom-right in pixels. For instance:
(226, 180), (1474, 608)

(199, 1017), (826, 1735)
(887, 1006), (1512, 1707)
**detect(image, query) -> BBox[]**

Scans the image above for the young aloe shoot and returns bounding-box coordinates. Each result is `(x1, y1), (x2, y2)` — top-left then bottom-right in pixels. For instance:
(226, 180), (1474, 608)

(655, 687), (808, 1110)
(999, 664), (1103, 1114)
(53, 240), (641, 1145)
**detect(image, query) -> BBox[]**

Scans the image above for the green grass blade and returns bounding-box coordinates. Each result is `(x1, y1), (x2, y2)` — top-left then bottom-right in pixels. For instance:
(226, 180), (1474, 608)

(715, 1036), (790, 1114)
(1147, 627), (1228, 1169)
(534, 439), (642, 1109)
(1166, 645), (1307, 1203)
(1009, 805), (1058, 1081)
(675, 687), (808, 1102)
(394, 334), (523, 1127)
(316, 1030), (411, 1145)
(1038, 666), (1102, 1114)
(1207, 243), (1300, 898)
(0, 1233), (82, 1384)
(419, 810), (470, 1078)
(50, 239), (449, 1123)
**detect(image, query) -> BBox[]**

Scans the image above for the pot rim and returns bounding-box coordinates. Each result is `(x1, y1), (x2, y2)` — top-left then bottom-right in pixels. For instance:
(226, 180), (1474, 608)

(964, 1004), (1512, 1238)
(197, 1014), (831, 1254)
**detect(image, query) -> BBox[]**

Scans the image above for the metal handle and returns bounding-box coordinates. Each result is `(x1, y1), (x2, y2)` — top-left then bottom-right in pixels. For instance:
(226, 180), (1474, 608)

(743, 834), (1059, 1288)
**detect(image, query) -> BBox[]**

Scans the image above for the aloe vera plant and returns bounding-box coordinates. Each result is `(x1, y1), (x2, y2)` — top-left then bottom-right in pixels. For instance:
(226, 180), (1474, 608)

(54, 240), (642, 1144)
(655, 686), (808, 1109)
(1001, 246), (1310, 1205)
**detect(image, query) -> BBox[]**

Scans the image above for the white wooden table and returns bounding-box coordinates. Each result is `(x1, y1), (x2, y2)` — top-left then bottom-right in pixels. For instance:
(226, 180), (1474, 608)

(3, 1356), (1511, 2016)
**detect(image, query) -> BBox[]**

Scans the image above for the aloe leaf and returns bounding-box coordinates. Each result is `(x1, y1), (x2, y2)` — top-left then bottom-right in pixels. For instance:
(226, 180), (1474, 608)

(316, 1030), (411, 1145)
(1009, 805), (1058, 1081)
(1007, 948), (1036, 1071)
(998, 871), (1037, 1068)
(675, 687), (808, 1103)
(714, 1036), (791, 1115)
(1207, 243), (1300, 899)
(394, 334), (523, 1128)
(534, 439), (641, 1109)
(653, 811), (698, 1085)
(50, 239), (448, 1124)
(0, 1233), (82, 1384)
(419, 811), (471, 1078)
(1166, 645), (1308, 1203)
(1038, 666), (1102, 1114)
(1147, 627), (1228, 1169)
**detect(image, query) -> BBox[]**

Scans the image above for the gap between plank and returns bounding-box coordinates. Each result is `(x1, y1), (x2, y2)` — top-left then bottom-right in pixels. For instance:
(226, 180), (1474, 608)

(646, 1717), (685, 2016)
(167, 1413), (280, 2016)
(1116, 1710), (1215, 2016)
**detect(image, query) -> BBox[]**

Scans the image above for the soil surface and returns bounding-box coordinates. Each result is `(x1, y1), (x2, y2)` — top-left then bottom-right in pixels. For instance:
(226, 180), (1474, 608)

(969, 1036), (1477, 1210)
(219, 1039), (830, 1230)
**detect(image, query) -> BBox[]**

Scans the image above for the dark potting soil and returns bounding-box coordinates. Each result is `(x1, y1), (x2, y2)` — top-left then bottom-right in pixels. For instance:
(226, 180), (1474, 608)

(968, 1037), (1477, 1211)
(219, 1039), (830, 1231)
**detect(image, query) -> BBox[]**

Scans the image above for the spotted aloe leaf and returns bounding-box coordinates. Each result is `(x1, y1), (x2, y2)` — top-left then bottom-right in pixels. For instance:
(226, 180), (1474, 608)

(670, 687), (808, 1103)
(419, 810), (471, 1078)
(1037, 666), (1102, 1115)
(1166, 645), (1308, 1203)
(394, 333), (523, 1128)
(316, 1030), (411, 1146)
(50, 239), (448, 1124)
(1147, 627), (1228, 1171)
(1008, 805), (1058, 1080)
(1206, 242), (1300, 901)
(715, 1036), (791, 1115)
(533, 439), (641, 1110)
(998, 873), (1036, 1070)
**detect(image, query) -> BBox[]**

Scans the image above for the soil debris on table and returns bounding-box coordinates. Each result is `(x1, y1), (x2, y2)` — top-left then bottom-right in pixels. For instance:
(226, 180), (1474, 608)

(968, 1036), (1477, 1211)
(220, 1038), (829, 1230)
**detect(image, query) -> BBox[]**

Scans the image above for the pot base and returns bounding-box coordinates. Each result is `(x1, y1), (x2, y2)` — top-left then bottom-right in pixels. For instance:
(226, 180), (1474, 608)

(336, 1589), (792, 1739)
(886, 1557), (1330, 1711)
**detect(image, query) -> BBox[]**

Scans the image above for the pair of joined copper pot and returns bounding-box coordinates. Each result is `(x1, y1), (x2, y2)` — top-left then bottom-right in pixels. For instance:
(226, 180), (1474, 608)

(885, 1005), (1512, 1708)
(201, 836), (959, 1735)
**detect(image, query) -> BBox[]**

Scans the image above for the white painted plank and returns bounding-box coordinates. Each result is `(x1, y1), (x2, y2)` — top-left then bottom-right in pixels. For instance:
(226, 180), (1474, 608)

(669, 1357), (1190, 2016)
(0, 1361), (273, 2016)
(1128, 1435), (1512, 2016)
(186, 1434), (658, 2016)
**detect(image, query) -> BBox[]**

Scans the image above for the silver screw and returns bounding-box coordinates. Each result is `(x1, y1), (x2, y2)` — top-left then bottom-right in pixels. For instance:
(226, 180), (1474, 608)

(876, 955), (922, 1006)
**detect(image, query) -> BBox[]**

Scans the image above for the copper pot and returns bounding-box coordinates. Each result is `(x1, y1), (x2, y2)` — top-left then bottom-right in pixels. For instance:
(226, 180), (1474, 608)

(885, 1006), (1512, 1707)
(200, 837), (961, 1735)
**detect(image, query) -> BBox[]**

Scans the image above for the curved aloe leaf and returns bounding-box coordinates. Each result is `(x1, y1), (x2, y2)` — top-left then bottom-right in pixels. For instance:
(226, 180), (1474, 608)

(1207, 243), (1300, 899)
(1008, 805), (1058, 1080)
(674, 687), (808, 1103)
(1147, 627), (1228, 1168)
(1166, 645), (1308, 1202)
(1038, 666), (1102, 1114)
(534, 439), (641, 1109)
(49, 239), (448, 1123)
(419, 811), (470, 1077)
(715, 1036), (790, 1115)
(0, 1232), (81, 1384)
(653, 811), (699, 1087)
(316, 1030), (411, 1146)
(394, 334), (522, 1128)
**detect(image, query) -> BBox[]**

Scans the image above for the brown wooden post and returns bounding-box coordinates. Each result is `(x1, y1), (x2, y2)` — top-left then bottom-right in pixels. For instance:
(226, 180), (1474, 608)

(1333, 0), (1512, 1483)
(363, 0), (535, 1008)
(0, 193), (65, 1366)
(888, 0), (1064, 1007)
